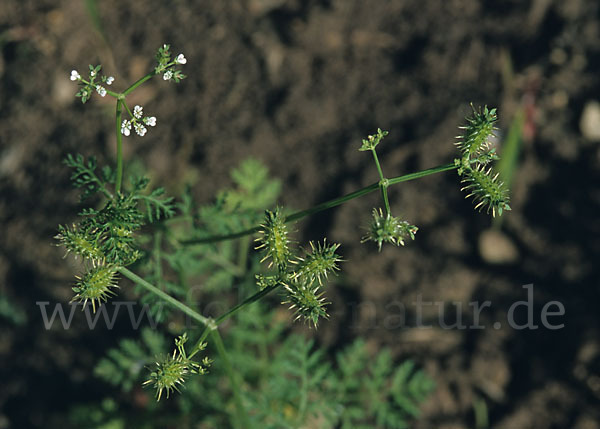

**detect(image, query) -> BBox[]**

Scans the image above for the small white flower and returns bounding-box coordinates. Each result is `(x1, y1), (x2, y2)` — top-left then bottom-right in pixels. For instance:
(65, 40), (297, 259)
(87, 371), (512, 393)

(106, 76), (114, 85)
(175, 54), (187, 65)
(96, 85), (107, 97)
(144, 116), (157, 127)
(121, 120), (131, 137)
(90, 70), (97, 77)
(163, 70), (173, 81)
(163, 44), (168, 50)
(70, 70), (81, 81)
(134, 122), (147, 137)
(133, 105), (143, 119)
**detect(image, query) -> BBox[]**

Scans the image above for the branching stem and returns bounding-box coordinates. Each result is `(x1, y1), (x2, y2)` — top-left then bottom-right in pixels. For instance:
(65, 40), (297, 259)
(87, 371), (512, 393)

(117, 267), (211, 327)
(181, 162), (457, 245)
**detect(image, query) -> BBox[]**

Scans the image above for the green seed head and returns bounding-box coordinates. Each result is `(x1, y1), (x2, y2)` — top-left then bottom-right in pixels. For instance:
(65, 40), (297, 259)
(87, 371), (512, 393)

(255, 208), (291, 272)
(461, 164), (511, 217)
(456, 105), (497, 160)
(294, 240), (342, 286)
(71, 264), (119, 312)
(55, 223), (104, 262)
(283, 280), (329, 328)
(362, 208), (418, 251)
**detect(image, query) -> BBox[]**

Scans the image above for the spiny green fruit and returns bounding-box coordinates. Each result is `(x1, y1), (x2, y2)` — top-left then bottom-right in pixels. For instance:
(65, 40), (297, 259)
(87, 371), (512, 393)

(456, 105), (497, 160)
(362, 208), (418, 251)
(461, 164), (511, 217)
(71, 264), (119, 312)
(255, 208), (291, 272)
(293, 240), (342, 286)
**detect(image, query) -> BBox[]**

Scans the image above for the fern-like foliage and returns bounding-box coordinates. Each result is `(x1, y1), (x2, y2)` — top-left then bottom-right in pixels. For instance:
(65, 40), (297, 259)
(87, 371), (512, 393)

(220, 158), (282, 213)
(333, 340), (435, 429)
(95, 327), (166, 392)
(245, 335), (337, 428)
(130, 176), (175, 223)
(64, 153), (114, 200)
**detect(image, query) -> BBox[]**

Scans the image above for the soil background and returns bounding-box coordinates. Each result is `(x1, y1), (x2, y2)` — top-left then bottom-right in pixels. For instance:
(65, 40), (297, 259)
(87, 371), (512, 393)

(1, 1), (600, 428)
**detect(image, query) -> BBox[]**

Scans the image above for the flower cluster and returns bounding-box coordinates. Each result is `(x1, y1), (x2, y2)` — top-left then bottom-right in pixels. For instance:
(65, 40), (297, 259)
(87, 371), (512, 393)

(144, 334), (211, 401)
(362, 208), (418, 252)
(256, 209), (342, 327)
(359, 128), (389, 152)
(155, 44), (187, 82)
(455, 105), (511, 217)
(70, 64), (114, 104)
(121, 104), (157, 137)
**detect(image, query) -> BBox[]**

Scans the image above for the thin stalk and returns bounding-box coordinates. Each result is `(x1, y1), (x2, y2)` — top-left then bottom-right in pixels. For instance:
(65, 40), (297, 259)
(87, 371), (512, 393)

(189, 326), (212, 359)
(215, 284), (279, 325)
(380, 186), (391, 216)
(115, 99), (123, 193)
(123, 72), (155, 96)
(371, 148), (391, 215)
(190, 283), (280, 356)
(181, 162), (457, 245)
(371, 148), (386, 182)
(211, 329), (249, 429)
(117, 267), (211, 327)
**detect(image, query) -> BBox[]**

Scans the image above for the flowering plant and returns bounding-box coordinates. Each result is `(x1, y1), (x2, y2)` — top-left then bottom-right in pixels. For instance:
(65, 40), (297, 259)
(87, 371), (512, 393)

(58, 45), (508, 427)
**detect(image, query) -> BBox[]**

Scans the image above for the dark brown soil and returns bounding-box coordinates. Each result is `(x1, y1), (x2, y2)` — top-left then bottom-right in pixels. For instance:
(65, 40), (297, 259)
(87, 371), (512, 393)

(1, 1), (599, 428)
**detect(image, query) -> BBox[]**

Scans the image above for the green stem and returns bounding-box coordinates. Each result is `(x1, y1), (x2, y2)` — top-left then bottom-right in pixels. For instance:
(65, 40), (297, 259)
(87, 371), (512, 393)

(211, 329), (249, 429)
(189, 326), (212, 359)
(181, 162), (457, 245)
(189, 281), (276, 359)
(121, 100), (134, 118)
(215, 284), (279, 325)
(115, 99), (123, 193)
(371, 148), (391, 215)
(117, 267), (211, 327)
(123, 72), (155, 96)
(371, 148), (385, 182)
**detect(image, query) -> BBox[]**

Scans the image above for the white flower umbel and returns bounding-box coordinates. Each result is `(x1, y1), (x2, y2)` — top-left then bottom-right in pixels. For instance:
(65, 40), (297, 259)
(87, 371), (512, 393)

(163, 70), (173, 81)
(175, 54), (187, 64)
(134, 122), (147, 137)
(96, 86), (107, 97)
(121, 120), (132, 137)
(144, 116), (157, 127)
(90, 70), (96, 77)
(70, 70), (81, 81)
(106, 76), (114, 85)
(133, 105), (143, 119)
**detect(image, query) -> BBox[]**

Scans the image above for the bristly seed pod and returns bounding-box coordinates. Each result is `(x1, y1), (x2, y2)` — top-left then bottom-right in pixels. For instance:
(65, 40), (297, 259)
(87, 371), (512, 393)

(255, 208), (291, 272)
(283, 280), (330, 328)
(55, 223), (104, 263)
(456, 104), (497, 160)
(293, 240), (342, 286)
(71, 264), (119, 312)
(362, 208), (418, 252)
(461, 164), (511, 217)
(143, 335), (211, 401)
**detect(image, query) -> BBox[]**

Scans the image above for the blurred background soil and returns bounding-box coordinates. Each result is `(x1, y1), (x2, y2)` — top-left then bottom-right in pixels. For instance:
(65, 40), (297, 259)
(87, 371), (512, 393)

(1, 0), (600, 428)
